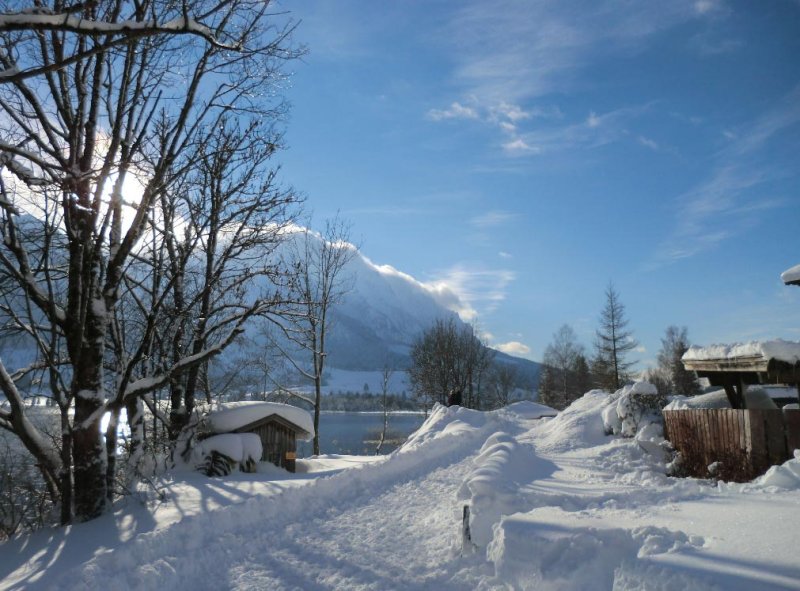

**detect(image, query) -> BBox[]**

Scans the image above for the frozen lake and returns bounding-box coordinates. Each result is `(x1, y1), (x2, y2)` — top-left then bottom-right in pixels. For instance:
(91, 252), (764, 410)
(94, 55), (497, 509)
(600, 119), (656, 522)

(297, 411), (426, 457)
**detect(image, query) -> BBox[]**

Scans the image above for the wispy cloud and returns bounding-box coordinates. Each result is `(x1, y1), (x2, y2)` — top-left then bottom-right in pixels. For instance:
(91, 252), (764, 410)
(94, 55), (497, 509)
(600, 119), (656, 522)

(442, 1), (716, 104)
(648, 86), (800, 268)
(427, 1), (719, 155)
(426, 101), (479, 121)
(470, 210), (517, 229)
(637, 135), (660, 151)
(425, 264), (516, 320)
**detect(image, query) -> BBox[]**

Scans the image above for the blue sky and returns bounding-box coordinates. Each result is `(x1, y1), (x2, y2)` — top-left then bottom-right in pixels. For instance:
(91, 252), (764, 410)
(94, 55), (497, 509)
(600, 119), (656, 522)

(276, 0), (800, 368)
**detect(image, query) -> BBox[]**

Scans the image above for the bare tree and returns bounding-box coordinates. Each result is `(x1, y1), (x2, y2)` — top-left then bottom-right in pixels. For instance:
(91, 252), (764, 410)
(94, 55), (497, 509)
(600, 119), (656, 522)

(272, 217), (356, 455)
(0, 0), (300, 522)
(486, 362), (518, 409)
(593, 284), (638, 392)
(409, 317), (494, 410)
(656, 325), (700, 395)
(375, 364), (393, 454)
(538, 325), (588, 409)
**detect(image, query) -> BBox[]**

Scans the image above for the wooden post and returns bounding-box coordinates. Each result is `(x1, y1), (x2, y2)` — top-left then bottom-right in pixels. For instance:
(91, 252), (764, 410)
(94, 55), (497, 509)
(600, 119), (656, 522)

(737, 376), (748, 410)
(723, 380), (741, 409)
(461, 505), (475, 555)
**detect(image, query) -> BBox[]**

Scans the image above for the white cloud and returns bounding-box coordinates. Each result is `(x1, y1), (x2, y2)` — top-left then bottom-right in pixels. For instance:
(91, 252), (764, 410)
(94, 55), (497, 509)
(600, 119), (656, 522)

(499, 251), (513, 259)
(586, 112), (601, 128)
(502, 138), (540, 155)
(426, 101), (479, 121)
(495, 341), (532, 357)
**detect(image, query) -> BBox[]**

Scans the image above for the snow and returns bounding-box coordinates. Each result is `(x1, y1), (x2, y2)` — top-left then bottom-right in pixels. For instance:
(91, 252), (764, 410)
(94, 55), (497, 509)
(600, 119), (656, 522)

(205, 401), (314, 440)
(665, 388), (779, 410)
(3, 394), (800, 590)
(782, 263), (800, 284)
(683, 339), (800, 364)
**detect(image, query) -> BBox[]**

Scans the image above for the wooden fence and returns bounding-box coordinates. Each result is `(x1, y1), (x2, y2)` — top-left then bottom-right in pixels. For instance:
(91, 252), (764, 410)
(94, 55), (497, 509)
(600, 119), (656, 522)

(662, 409), (800, 482)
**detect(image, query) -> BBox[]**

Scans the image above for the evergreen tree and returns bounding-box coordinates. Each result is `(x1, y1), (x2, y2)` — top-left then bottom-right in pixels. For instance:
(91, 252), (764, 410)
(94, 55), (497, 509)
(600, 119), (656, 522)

(593, 284), (638, 391)
(570, 354), (592, 403)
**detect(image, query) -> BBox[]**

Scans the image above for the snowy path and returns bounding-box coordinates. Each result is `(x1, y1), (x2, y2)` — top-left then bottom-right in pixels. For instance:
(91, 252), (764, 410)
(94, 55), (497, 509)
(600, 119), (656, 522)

(222, 454), (479, 591)
(54, 408), (509, 591)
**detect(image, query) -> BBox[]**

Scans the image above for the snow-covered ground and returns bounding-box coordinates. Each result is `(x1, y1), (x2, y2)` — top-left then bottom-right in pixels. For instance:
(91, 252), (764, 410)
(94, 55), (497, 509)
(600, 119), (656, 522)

(2, 395), (799, 590)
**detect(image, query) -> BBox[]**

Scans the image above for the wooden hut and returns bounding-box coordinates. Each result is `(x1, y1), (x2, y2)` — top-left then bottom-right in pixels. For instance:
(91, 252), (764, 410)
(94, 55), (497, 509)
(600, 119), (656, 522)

(203, 402), (314, 473)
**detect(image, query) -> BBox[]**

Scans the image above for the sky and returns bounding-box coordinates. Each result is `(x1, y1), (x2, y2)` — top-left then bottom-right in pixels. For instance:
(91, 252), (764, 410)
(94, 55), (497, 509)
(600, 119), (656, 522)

(274, 0), (800, 369)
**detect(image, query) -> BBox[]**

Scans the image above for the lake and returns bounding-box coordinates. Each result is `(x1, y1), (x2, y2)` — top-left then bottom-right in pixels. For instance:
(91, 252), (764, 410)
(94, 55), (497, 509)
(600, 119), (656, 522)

(297, 411), (427, 457)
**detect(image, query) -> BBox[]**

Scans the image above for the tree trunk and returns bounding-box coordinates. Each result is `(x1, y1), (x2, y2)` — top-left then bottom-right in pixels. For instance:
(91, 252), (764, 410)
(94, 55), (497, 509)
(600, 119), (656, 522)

(71, 392), (106, 521)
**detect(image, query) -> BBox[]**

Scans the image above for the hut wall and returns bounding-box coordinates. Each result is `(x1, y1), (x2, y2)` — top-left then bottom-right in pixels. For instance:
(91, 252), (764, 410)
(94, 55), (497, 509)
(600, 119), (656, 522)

(246, 420), (298, 472)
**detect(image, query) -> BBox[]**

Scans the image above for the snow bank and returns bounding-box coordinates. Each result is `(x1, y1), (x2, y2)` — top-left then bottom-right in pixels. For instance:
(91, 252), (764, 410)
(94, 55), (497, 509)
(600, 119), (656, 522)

(535, 390), (612, 453)
(487, 511), (708, 591)
(754, 450), (800, 489)
(205, 401), (314, 440)
(683, 339), (800, 364)
(456, 432), (544, 546)
(781, 263), (800, 284)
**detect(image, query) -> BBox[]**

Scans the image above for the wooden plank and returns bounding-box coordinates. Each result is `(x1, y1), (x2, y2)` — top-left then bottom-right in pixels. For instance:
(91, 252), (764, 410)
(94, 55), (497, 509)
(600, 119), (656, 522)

(763, 410), (787, 465)
(748, 409), (769, 475)
(784, 409), (800, 454)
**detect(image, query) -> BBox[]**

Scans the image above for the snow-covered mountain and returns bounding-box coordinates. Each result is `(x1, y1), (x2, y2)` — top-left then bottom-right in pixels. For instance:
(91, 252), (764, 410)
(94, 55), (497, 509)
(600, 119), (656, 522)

(274, 233), (541, 386)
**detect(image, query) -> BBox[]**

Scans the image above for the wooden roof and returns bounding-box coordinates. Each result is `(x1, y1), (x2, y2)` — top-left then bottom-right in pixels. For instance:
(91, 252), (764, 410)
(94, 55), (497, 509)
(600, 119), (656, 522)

(683, 356), (800, 386)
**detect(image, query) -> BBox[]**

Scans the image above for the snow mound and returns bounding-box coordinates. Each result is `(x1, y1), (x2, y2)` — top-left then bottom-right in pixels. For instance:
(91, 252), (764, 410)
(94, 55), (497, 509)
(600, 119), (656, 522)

(205, 401), (314, 440)
(487, 512), (707, 591)
(399, 403), (490, 452)
(683, 339), (800, 364)
(535, 390), (611, 453)
(456, 432), (544, 546)
(502, 400), (557, 420)
(755, 450), (800, 489)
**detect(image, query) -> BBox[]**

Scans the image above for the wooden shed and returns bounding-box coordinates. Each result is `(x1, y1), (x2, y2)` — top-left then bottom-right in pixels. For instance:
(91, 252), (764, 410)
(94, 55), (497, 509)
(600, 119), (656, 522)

(203, 402), (314, 473)
(665, 340), (800, 480)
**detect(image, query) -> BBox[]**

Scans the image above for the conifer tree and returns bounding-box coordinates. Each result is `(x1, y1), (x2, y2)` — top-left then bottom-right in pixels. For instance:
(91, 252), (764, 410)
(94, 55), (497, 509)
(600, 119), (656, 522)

(593, 284), (638, 391)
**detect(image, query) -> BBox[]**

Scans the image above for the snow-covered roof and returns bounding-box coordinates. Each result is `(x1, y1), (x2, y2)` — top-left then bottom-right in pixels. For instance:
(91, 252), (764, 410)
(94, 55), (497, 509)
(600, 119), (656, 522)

(682, 339), (800, 364)
(781, 263), (800, 285)
(206, 402), (314, 440)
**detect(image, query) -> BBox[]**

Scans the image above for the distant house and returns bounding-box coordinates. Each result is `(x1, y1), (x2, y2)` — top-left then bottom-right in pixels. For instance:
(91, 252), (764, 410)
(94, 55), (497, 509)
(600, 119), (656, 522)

(202, 402), (314, 472)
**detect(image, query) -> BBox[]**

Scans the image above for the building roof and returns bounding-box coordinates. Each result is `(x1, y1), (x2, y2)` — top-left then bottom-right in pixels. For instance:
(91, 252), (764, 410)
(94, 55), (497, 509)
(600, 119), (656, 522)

(206, 401), (314, 441)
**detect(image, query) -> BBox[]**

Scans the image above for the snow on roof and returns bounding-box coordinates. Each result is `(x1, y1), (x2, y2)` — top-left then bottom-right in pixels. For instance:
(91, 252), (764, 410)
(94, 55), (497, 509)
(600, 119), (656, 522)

(206, 402), (314, 440)
(682, 339), (800, 364)
(781, 263), (800, 285)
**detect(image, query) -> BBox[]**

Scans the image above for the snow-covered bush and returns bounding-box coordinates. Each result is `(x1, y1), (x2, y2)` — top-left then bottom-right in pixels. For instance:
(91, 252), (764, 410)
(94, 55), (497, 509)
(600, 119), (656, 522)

(192, 433), (262, 476)
(602, 382), (666, 438)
